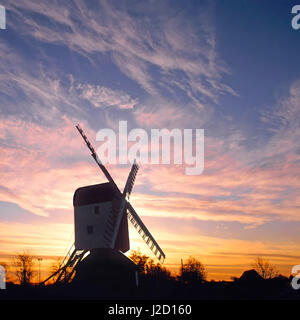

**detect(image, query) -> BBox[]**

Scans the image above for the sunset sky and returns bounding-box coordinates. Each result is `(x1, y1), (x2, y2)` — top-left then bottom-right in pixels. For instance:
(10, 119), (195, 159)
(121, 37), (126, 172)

(1, 0), (300, 281)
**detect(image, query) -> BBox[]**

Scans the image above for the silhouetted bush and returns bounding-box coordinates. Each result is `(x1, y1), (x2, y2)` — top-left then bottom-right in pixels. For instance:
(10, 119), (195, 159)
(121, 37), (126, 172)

(179, 256), (207, 285)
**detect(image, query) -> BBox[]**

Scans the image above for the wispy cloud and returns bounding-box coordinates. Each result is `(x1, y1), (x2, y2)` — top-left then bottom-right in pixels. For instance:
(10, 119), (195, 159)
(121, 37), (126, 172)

(76, 83), (138, 109)
(0, 41), (81, 125)
(0, 41), (138, 128)
(0, 116), (97, 216)
(4, 0), (236, 105)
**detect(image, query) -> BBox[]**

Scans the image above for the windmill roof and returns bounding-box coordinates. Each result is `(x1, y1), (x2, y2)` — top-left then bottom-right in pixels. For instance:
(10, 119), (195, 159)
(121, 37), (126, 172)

(73, 182), (119, 206)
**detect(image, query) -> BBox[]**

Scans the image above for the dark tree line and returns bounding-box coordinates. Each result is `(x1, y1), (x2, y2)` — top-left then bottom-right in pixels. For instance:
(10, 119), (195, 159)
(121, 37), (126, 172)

(4, 249), (281, 287)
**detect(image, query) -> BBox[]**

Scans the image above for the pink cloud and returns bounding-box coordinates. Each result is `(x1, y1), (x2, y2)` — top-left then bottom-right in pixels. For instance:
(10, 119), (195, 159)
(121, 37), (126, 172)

(0, 116), (100, 216)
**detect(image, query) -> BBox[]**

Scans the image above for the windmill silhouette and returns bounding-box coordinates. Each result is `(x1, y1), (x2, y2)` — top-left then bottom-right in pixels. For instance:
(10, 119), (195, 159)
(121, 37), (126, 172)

(43, 124), (165, 285)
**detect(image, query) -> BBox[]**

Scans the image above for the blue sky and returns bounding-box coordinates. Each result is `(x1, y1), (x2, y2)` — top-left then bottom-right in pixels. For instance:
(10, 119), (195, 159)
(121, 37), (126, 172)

(1, 0), (300, 280)
(216, 1), (300, 134)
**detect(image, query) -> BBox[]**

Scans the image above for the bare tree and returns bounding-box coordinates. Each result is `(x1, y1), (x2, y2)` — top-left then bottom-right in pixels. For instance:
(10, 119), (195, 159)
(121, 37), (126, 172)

(180, 256), (207, 284)
(13, 251), (35, 285)
(129, 249), (150, 274)
(129, 249), (172, 285)
(145, 257), (171, 280)
(251, 257), (278, 279)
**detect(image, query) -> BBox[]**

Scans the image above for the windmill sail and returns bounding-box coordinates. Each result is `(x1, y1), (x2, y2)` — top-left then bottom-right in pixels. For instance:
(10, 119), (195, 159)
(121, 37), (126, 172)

(75, 124), (119, 190)
(111, 161), (139, 249)
(127, 203), (165, 263)
(76, 124), (166, 263)
(124, 160), (139, 199)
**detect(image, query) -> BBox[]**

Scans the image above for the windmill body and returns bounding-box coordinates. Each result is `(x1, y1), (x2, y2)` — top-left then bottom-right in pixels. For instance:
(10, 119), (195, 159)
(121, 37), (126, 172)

(74, 182), (129, 253)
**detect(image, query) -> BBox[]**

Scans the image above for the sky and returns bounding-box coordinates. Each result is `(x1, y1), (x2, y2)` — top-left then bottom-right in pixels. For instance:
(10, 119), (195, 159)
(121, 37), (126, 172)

(1, 0), (300, 281)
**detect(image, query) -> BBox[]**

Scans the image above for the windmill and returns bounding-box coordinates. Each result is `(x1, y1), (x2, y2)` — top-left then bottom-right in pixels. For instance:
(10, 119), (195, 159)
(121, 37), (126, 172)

(43, 124), (165, 285)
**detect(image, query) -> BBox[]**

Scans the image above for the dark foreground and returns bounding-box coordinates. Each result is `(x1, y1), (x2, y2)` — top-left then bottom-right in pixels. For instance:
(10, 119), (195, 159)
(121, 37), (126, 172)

(1, 271), (300, 300)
